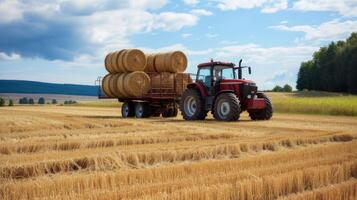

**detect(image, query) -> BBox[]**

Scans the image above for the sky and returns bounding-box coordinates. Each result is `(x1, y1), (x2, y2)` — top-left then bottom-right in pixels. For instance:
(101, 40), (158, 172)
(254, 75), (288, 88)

(0, 0), (356, 90)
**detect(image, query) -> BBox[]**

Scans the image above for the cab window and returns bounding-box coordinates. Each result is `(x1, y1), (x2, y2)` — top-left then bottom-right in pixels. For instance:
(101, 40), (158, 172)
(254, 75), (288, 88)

(213, 66), (235, 80)
(197, 67), (211, 87)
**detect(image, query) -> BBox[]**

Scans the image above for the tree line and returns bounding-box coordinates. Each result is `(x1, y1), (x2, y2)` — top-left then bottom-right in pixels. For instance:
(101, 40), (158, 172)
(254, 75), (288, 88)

(296, 33), (357, 93)
(0, 97), (77, 106)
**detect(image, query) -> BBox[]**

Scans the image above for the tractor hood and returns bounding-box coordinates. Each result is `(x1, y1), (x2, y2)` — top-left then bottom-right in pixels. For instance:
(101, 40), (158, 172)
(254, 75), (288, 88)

(220, 79), (256, 86)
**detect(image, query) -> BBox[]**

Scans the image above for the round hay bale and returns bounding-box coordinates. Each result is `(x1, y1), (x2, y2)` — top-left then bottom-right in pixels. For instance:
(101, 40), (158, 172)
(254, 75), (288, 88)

(118, 73), (130, 97)
(122, 49), (146, 72)
(154, 53), (167, 72)
(153, 51), (187, 73)
(175, 73), (193, 95)
(104, 53), (115, 73)
(109, 74), (122, 97)
(110, 51), (120, 73)
(145, 53), (157, 72)
(151, 72), (174, 89)
(117, 49), (127, 72)
(102, 74), (115, 97)
(123, 71), (151, 97)
(166, 51), (187, 73)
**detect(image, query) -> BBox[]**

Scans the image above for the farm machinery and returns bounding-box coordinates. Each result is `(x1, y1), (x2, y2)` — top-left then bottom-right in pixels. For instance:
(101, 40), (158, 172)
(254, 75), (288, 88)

(180, 59), (272, 121)
(97, 59), (273, 121)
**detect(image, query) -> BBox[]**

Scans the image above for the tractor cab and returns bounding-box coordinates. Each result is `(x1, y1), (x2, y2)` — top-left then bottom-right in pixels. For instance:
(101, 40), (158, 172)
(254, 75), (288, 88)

(196, 59), (255, 97)
(179, 59), (273, 121)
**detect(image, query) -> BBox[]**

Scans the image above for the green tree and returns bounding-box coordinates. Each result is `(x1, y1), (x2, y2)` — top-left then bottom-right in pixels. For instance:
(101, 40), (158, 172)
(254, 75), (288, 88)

(0, 98), (5, 106)
(296, 32), (357, 94)
(38, 97), (45, 104)
(28, 98), (34, 104)
(8, 99), (14, 106)
(283, 84), (293, 92)
(21, 97), (29, 104)
(272, 85), (283, 92)
(52, 99), (58, 104)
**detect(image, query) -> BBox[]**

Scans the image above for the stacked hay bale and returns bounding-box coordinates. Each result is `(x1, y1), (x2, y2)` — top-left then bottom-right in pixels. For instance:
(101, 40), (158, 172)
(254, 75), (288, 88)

(102, 49), (192, 98)
(102, 49), (150, 98)
(144, 51), (192, 95)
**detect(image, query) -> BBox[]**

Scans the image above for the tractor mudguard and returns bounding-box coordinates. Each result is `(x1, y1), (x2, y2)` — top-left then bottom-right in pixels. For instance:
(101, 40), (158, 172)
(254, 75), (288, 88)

(187, 82), (208, 97)
(246, 98), (266, 110)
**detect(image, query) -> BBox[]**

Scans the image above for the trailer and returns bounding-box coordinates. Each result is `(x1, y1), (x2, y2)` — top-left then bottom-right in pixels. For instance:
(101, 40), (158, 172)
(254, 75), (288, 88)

(96, 72), (193, 118)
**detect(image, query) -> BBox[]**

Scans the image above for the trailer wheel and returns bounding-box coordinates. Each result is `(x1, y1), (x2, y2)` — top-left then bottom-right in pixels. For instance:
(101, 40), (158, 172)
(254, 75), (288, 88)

(248, 93), (273, 120)
(213, 93), (241, 121)
(135, 102), (150, 118)
(180, 88), (207, 120)
(121, 102), (134, 118)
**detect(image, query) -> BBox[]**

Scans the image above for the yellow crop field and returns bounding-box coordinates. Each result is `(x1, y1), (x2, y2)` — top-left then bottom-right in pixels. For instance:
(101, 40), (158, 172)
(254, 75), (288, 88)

(0, 105), (356, 200)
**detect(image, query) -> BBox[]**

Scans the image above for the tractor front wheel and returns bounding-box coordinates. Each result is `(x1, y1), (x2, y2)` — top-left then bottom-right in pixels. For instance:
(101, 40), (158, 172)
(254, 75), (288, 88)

(213, 93), (241, 121)
(248, 93), (273, 120)
(180, 88), (207, 120)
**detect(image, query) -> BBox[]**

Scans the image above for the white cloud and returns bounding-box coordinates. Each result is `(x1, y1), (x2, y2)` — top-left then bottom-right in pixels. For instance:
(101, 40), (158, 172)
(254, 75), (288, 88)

(153, 12), (198, 31)
(216, 0), (287, 13)
(206, 33), (218, 38)
(182, 33), (192, 38)
(139, 43), (212, 56)
(217, 0), (265, 10)
(216, 44), (316, 65)
(214, 43), (318, 89)
(0, 52), (21, 60)
(293, 0), (357, 17)
(127, 0), (168, 10)
(190, 9), (213, 16)
(0, 0), (168, 24)
(261, 0), (288, 13)
(0, 0), (23, 23)
(270, 19), (357, 41)
(183, 0), (199, 6)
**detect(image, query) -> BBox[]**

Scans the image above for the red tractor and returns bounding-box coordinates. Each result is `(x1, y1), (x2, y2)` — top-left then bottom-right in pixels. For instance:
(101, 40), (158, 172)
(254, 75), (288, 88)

(179, 59), (273, 121)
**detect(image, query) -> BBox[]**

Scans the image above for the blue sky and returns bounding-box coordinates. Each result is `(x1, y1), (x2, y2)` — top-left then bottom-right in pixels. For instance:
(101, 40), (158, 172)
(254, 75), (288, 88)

(0, 0), (356, 89)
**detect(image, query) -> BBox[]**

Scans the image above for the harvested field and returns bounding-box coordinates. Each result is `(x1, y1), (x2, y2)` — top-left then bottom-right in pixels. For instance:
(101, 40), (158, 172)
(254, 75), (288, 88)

(0, 106), (356, 200)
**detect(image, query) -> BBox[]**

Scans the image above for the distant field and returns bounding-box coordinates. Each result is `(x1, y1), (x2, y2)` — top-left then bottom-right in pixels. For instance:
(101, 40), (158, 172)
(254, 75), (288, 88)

(268, 91), (357, 116)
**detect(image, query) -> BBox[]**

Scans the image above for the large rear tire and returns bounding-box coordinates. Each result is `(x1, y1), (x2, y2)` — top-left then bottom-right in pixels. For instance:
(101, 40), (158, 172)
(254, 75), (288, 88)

(135, 102), (151, 118)
(213, 93), (240, 121)
(248, 93), (273, 120)
(121, 102), (135, 118)
(180, 88), (207, 120)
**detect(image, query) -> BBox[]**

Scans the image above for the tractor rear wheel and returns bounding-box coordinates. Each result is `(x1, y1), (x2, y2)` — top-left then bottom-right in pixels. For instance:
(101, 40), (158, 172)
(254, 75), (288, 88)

(135, 102), (151, 118)
(248, 93), (273, 120)
(180, 88), (207, 120)
(121, 102), (135, 118)
(213, 93), (241, 121)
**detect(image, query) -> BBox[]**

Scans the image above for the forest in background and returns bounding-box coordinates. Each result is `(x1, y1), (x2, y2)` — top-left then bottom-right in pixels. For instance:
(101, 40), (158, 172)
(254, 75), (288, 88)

(297, 33), (357, 94)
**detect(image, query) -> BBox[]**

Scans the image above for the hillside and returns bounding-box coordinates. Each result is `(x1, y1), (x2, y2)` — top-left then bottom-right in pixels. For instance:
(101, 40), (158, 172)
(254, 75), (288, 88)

(0, 80), (98, 96)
